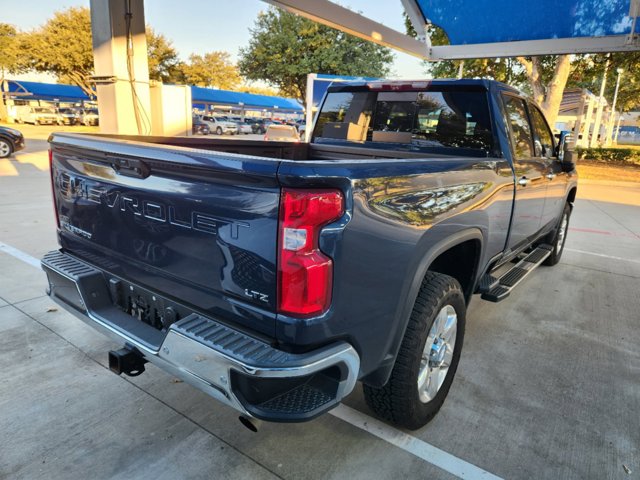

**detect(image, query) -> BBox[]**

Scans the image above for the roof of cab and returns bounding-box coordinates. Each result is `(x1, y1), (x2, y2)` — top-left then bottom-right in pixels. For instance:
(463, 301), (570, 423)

(327, 78), (522, 96)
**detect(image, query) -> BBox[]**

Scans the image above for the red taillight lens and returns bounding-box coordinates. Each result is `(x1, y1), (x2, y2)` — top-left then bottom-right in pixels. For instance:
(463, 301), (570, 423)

(49, 149), (60, 228)
(278, 189), (344, 317)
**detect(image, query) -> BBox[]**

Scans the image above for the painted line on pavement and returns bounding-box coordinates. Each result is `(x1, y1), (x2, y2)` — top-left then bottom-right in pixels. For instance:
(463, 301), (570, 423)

(0, 241), (42, 269)
(330, 404), (503, 479)
(564, 248), (640, 265)
(569, 227), (639, 240)
(0, 241), (503, 480)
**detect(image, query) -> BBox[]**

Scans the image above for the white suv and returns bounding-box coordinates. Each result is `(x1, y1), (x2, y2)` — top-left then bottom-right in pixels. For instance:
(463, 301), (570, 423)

(201, 116), (238, 135)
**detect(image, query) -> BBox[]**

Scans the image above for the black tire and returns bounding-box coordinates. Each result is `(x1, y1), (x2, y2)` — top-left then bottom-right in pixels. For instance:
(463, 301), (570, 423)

(363, 272), (466, 430)
(216, 127), (223, 135)
(0, 139), (13, 159)
(543, 202), (571, 266)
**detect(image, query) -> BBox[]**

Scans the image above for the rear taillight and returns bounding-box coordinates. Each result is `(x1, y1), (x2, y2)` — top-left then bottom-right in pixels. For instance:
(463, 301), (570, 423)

(278, 189), (344, 317)
(49, 149), (60, 228)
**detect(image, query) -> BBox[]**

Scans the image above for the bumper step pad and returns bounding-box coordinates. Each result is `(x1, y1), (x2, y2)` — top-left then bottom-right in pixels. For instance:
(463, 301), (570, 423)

(480, 244), (553, 302)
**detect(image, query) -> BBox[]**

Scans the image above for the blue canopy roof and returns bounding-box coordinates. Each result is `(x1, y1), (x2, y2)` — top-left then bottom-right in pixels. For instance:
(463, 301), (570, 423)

(7, 80), (93, 101)
(416, 0), (634, 45)
(190, 86), (302, 112)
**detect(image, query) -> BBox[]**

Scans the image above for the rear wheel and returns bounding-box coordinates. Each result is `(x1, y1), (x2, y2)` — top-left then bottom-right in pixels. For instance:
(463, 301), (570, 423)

(0, 139), (12, 158)
(216, 127), (223, 135)
(543, 202), (571, 266)
(363, 272), (466, 430)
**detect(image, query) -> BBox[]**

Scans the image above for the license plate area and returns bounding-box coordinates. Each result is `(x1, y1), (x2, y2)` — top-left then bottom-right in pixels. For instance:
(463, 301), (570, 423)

(107, 276), (191, 331)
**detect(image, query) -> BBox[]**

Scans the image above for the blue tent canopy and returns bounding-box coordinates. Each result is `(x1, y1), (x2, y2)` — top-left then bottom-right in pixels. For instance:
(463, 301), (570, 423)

(190, 86), (302, 112)
(6, 80), (93, 102)
(416, 0), (635, 45)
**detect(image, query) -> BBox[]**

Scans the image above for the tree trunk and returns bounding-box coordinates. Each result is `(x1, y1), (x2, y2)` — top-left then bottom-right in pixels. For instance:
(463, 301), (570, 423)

(517, 55), (571, 128)
(540, 55), (571, 127)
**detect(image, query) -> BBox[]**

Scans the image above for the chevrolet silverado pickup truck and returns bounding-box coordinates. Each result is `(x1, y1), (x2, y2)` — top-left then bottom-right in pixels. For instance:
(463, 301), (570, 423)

(42, 79), (577, 430)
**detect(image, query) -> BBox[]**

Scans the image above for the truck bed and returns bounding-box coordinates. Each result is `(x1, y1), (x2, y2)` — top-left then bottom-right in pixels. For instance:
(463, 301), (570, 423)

(94, 133), (471, 161)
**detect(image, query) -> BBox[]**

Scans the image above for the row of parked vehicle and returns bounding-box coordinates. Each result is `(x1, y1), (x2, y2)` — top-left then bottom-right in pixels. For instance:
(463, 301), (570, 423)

(13, 106), (99, 126)
(192, 114), (306, 137)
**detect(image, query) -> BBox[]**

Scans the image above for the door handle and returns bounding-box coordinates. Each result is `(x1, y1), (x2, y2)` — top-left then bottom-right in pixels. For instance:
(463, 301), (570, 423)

(518, 177), (529, 187)
(546, 173), (556, 180)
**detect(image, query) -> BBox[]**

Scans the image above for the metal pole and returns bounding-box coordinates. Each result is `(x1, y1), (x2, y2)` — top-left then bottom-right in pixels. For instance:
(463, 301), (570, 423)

(590, 57), (609, 148)
(604, 68), (623, 146)
(614, 113), (624, 144)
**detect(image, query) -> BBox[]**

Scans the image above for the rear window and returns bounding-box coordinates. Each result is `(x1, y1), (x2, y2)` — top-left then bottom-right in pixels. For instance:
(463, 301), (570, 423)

(312, 88), (494, 154)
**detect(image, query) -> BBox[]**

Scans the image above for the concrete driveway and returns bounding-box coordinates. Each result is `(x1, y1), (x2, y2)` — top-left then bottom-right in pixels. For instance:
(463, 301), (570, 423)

(1, 126), (638, 479)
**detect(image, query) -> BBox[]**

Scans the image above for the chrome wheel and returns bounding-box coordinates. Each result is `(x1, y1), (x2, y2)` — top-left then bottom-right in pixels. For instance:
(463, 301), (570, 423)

(0, 140), (11, 158)
(556, 212), (568, 254)
(417, 305), (457, 403)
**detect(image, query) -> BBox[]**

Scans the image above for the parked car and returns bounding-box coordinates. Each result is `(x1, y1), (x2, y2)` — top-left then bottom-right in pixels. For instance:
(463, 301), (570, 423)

(201, 115), (238, 135)
(44, 79), (577, 431)
(245, 118), (266, 134)
(79, 108), (99, 126)
(264, 124), (301, 142)
(0, 126), (25, 158)
(234, 121), (253, 135)
(15, 106), (58, 125)
(192, 116), (211, 135)
(56, 108), (80, 126)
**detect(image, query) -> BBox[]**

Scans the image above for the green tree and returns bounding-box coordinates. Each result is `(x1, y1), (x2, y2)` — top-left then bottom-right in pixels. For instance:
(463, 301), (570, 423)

(0, 23), (22, 121)
(19, 7), (185, 95)
(19, 7), (95, 95)
(570, 53), (640, 112)
(179, 51), (242, 90)
(238, 8), (394, 102)
(146, 28), (183, 83)
(406, 14), (572, 126)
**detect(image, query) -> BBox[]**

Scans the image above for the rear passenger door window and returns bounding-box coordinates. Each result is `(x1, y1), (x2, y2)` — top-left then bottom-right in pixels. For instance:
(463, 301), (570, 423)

(529, 105), (555, 158)
(503, 96), (534, 159)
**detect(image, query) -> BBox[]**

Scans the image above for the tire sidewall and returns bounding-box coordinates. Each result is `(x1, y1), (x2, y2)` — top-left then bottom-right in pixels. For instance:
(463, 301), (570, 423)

(544, 202), (571, 266)
(408, 287), (466, 421)
(0, 139), (12, 159)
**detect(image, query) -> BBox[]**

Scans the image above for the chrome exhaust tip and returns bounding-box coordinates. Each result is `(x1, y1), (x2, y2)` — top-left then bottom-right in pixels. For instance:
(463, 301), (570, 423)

(239, 415), (262, 432)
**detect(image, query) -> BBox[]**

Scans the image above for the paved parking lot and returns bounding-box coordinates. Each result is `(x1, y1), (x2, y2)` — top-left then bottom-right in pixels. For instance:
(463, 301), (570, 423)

(1, 127), (639, 479)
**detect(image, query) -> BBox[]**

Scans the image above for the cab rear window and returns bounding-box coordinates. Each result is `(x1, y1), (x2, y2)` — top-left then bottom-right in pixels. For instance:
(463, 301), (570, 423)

(312, 88), (494, 154)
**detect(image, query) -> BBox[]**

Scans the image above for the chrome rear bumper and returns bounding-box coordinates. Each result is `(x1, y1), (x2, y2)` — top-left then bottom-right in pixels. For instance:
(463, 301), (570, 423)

(42, 250), (360, 422)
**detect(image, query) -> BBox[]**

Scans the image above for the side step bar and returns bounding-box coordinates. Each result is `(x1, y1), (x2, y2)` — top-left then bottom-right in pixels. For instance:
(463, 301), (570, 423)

(479, 245), (553, 302)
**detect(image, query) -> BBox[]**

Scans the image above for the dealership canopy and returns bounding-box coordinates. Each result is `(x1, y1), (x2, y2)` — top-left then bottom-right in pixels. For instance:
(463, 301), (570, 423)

(4, 80), (94, 102)
(191, 86), (303, 113)
(264, 0), (640, 59)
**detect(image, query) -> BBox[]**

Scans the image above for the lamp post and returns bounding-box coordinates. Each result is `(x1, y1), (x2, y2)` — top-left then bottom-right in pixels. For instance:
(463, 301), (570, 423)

(605, 68), (623, 146)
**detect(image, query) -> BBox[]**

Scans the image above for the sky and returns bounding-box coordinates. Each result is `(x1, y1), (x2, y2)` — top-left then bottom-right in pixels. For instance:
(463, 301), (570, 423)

(1, 0), (427, 82)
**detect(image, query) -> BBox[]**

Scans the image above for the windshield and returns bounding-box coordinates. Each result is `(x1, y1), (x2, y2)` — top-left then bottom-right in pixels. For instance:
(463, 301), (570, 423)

(35, 107), (55, 113)
(312, 88), (494, 154)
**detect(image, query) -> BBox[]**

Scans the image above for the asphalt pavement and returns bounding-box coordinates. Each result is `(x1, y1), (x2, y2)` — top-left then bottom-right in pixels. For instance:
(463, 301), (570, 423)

(1, 125), (638, 480)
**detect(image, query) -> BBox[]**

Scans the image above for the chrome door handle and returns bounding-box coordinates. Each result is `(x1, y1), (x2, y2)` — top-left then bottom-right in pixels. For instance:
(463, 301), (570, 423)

(546, 173), (556, 180)
(518, 177), (529, 186)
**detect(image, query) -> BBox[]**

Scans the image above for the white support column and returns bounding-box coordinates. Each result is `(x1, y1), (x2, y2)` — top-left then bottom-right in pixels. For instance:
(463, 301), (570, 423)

(579, 95), (595, 148)
(90, 0), (152, 135)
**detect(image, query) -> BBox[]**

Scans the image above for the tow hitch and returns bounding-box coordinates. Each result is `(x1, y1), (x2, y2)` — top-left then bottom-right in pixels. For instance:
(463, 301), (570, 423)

(108, 348), (147, 377)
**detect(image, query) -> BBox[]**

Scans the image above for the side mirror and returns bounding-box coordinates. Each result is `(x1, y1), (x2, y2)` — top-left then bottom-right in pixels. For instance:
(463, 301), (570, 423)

(556, 131), (576, 172)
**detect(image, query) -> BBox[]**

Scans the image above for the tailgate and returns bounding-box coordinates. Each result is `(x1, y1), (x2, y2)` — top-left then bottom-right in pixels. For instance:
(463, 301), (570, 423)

(49, 134), (280, 337)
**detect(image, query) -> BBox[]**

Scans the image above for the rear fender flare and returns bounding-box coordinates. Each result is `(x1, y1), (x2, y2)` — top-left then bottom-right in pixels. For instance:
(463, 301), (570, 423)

(364, 228), (484, 387)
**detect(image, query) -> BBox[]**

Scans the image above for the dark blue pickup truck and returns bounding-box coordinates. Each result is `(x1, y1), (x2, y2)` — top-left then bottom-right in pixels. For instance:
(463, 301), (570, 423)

(43, 79), (577, 430)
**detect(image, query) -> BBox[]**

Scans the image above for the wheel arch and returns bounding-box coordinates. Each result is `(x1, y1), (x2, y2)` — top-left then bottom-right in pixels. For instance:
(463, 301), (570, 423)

(361, 228), (484, 387)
